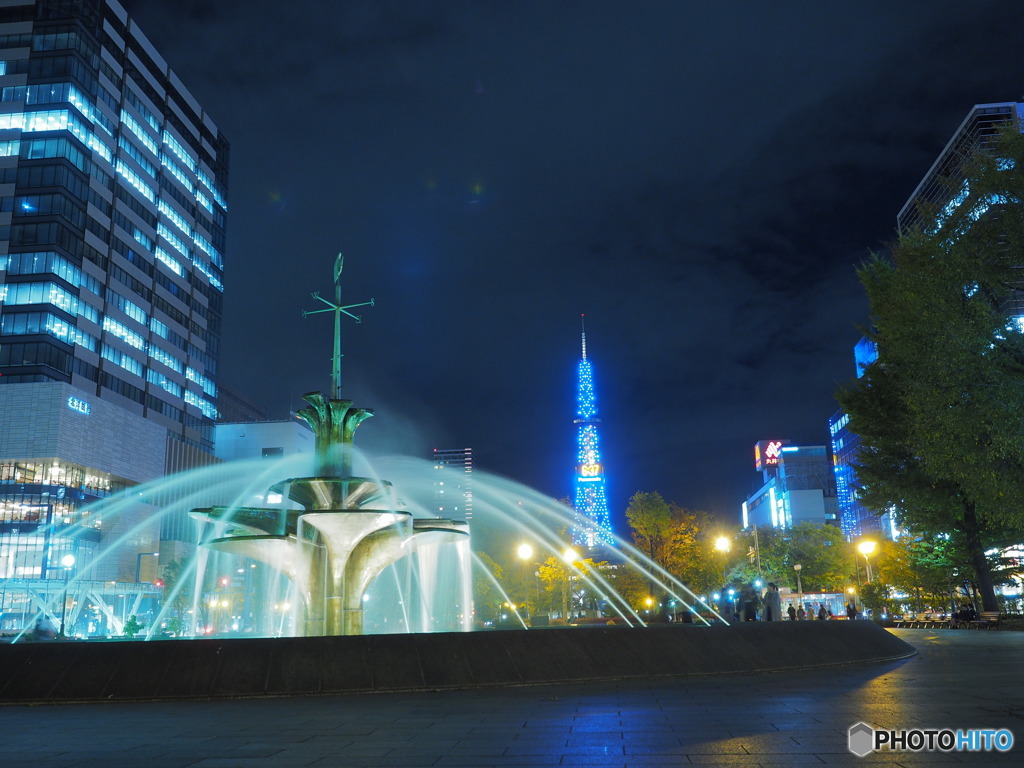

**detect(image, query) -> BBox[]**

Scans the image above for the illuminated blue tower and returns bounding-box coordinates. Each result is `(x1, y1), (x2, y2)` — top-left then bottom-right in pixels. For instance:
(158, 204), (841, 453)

(572, 316), (614, 548)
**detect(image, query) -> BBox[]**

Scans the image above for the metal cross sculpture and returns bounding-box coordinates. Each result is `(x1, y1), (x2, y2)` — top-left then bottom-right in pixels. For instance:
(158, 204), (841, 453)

(303, 253), (374, 399)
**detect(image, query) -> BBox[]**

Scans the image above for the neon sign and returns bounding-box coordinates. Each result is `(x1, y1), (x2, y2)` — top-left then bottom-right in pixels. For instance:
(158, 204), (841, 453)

(67, 396), (90, 415)
(755, 439), (786, 470)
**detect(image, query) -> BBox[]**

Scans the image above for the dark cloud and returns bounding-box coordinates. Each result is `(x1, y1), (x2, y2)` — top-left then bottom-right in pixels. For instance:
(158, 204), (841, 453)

(121, 0), (1024, 526)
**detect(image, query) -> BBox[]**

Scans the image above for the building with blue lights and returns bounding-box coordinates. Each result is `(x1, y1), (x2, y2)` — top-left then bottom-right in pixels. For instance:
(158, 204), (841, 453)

(0, 0), (227, 621)
(432, 447), (473, 522)
(898, 102), (1024, 236)
(830, 102), (1024, 544)
(829, 338), (895, 540)
(572, 318), (614, 549)
(742, 441), (838, 531)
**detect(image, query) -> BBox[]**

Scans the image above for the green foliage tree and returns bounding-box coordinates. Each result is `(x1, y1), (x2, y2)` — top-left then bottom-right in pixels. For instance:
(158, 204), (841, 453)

(624, 491), (672, 565)
(787, 522), (856, 592)
(624, 492), (737, 611)
(729, 527), (790, 587)
(472, 550), (504, 625)
(123, 614), (143, 638)
(837, 128), (1024, 611)
(537, 554), (605, 618)
(662, 505), (730, 599)
(160, 558), (193, 636)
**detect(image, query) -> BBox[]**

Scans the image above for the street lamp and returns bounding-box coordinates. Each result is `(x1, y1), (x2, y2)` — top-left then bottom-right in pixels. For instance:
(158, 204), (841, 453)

(793, 563), (803, 616)
(561, 548), (580, 619)
(517, 543), (534, 618)
(59, 553), (75, 637)
(714, 536), (731, 553)
(858, 541), (877, 582)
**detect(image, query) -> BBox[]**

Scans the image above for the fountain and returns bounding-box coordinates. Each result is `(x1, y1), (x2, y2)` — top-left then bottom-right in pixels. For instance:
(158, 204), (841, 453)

(1, 257), (726, 642)
(0, 258), (918, 703)
(191, 257), (469, 636)
(190, 393), (469, 636)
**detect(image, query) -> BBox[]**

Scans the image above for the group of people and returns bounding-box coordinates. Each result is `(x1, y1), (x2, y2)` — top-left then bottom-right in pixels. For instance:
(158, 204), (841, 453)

(954, 604), (978, 623)
(732, 582), (858, 622)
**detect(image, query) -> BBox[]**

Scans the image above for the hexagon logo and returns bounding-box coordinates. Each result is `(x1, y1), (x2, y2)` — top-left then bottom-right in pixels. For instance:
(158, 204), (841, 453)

(848, 722), (875, 757)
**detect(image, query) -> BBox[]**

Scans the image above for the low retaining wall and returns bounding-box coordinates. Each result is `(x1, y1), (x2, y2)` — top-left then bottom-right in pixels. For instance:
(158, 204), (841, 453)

(0, 620), (914, 704)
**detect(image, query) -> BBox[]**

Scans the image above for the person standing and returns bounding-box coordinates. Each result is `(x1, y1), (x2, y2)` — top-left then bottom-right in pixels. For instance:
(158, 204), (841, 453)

(764, 582), (782, 621)
(788, 603), (797, 621)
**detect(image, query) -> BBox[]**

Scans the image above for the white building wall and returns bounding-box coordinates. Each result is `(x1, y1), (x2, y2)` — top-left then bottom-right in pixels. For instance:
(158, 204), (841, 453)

(0, 381), (166, 482)
(788, 489), (827, 526)
(214, 421), (314, 462)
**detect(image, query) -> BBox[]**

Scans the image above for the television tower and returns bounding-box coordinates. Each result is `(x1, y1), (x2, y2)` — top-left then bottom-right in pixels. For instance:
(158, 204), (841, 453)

(572, 315), (614, 548)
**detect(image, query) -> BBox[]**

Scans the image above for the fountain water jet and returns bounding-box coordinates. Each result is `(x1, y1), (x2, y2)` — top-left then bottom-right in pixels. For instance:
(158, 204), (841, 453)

(190, 256), (472, 636)
(190, 393), (469, 636)
(4, 257), (727, 642)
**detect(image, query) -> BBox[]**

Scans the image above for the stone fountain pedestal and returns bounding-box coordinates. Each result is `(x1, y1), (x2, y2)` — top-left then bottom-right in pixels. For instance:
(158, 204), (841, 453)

(191, 393), (468, 636)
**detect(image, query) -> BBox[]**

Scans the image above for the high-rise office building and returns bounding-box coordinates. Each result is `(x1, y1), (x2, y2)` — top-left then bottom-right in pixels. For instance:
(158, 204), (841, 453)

(432, 448), (473, 521)
(0, 0), (228, 623)
(830, 102), (1024, 545)
(898, 102), (1024, 318)
(572, 317), (613, 549)
(898, 102), (1024, 236)
(743, 441), (838, 530)
(829, 338), (895, 540)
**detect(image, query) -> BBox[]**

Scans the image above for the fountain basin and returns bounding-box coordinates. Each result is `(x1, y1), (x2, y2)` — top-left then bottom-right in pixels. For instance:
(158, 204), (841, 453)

(0, 622), (915, 704)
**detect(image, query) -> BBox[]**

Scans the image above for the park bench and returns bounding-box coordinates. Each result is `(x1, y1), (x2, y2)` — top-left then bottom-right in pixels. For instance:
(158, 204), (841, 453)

(969, 611), (1000, 629)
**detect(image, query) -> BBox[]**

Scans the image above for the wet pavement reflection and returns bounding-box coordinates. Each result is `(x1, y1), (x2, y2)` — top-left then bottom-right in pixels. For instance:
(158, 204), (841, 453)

(1, 628), (1020, 766)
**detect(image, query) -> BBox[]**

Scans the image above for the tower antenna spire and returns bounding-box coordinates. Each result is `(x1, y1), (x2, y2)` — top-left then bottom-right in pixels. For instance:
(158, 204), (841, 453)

(303, 253), (375, 399)
(581, 313), (587, 360)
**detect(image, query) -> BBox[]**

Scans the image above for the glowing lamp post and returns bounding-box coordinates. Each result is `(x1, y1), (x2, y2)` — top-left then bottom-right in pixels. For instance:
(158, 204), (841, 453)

(562, 548), (580, 619)
(858, 540), (877, 583)
(714, 536), (731, 554)
(793, 563), (802, 616)
(59, 553), (75, 637)
(517, 543), (534, 617)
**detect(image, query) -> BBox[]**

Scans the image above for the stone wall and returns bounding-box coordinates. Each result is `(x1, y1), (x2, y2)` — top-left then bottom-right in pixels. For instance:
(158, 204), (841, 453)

(0, 621), (915, 704)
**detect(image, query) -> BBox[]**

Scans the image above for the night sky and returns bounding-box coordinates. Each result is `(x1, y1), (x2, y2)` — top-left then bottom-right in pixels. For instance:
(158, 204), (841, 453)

(122, 0), (1024, 529)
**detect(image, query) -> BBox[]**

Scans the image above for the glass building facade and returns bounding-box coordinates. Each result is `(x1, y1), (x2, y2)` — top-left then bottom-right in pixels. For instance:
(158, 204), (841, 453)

(432, 447), (474, 521)
(829, 338), (894, 540)
(0, 0), (227, 632)
(743, 442), (838, 531)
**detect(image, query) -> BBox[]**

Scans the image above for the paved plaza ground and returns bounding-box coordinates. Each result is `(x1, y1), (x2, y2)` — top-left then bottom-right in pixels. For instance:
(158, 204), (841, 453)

(1, 628), (1020, 767)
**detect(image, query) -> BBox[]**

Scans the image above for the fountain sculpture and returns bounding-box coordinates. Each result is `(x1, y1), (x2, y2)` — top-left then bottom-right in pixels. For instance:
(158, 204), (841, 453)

(190, 257), (469, 636)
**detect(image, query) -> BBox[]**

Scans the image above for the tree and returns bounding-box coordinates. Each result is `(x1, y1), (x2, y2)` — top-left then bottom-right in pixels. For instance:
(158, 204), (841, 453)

(787, 522), (855, 593)
(536, 554), (607, 618)
(663, 506), (732, 599)
(123, 615), (143, 638)
(624, 491), (673, 606)
(472, 551), (504, 625)
(837, 128), (1024, 611)
(624, 491), (672, 565)
(160, 558), (193, 636)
